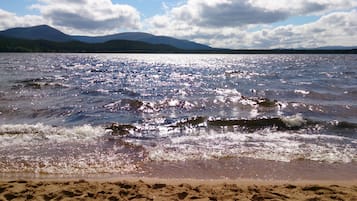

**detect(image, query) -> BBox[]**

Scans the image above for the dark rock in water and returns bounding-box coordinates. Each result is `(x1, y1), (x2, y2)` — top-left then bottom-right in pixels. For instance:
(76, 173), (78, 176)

(130, 100), (143, 108)
(120, 99), (143, 110)
(207, 117), (301, 131)
(243, 96), (278, 108)
(104, 99), (144, 112)
(23, 82), (42, 89)
(256, 98), (278, 107)
(224, 70), (244, 77)
(13, 78), (45, 89)
(334, 121), (357, 129)
(12, 78), (65, 90)
(174, 116), (207, 127)
(108, 123), (136, 136)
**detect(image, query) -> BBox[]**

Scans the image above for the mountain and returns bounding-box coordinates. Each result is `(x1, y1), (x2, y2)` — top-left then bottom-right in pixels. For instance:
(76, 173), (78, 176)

(0, 36), (181, 53)
(0, 25), (211, 50)
(72, 32), (155, 43)
(140, 36), (211, 50)
(73, 33), (211, 50)
(0, 25), (72, 42)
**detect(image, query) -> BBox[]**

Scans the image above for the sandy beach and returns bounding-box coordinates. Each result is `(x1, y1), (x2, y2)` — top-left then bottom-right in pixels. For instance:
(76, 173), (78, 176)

(0, 178), (356, 201)
(0, 158), (357, 200)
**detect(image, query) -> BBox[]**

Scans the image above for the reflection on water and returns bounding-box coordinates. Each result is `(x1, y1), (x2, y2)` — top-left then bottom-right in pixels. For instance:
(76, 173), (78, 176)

(0, 53), (356, 175)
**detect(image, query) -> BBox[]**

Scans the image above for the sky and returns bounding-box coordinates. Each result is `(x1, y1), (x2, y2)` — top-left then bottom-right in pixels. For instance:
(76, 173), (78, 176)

(0, 0), (356, 49)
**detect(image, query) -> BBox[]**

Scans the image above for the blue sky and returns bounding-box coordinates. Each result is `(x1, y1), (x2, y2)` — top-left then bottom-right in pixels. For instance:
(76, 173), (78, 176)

(0, 0), (356, 48)
(1, 0), (170, 16)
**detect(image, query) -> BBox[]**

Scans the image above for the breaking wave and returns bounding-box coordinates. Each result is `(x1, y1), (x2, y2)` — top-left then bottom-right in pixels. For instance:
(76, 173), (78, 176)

(0, 124), (145, 175)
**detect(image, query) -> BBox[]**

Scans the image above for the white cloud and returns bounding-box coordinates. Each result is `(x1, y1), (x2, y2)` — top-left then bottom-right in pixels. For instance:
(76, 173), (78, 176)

(147, 0), (357, 48)
(31, 0), (141, 35)
(250, 0), (357, 14)
(1, 0), (356, 48)
(212, 10), (357, 49)
(0, 9), (45, 30)
(169, 0), (288, 27)
(152, 0), (357, 28)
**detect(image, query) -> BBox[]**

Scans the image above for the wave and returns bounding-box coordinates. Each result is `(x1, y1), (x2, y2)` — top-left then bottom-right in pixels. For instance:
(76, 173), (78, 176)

(171, 114), (307, 131)
(125, 114), (357, 164)
(0, 116), (356, 175)
(143, 128), (357, 164)
(171, 114), (357, 133)
(0, 124), (144, 175)
(0, 124), (108, 146)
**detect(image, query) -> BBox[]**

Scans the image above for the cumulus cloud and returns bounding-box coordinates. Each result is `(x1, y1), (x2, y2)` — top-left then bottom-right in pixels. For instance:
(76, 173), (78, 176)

(0, 9), (45, 30)
(168, 0), (288, 27)
(31, 0), (141, 35)
(211, 10), (357, 49)
(250, 0), (357, 15)
(147, 0), (357, 48)
(1, 0), (356, 49)
(152, 0), (357, 28)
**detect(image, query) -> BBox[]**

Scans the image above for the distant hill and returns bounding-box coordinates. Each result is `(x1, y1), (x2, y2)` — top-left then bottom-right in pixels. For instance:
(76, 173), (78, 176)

(315, 46), (357, 50)
(0, 25), (211, 50)
(0, 25), (72, 42)
(1, 25), (356, 53)
(0, 35), (183, 53)
(73, 33), (211, 50)
(72, 32), (154, 43)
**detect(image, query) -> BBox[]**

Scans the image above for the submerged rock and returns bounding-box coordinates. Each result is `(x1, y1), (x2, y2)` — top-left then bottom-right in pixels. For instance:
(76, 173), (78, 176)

(243, 96), (278, 108)
(12, 78), (66, 90)
(118, 99), (143, 111)
(208, 117), (306, 131)
(255, 98), (278, 107)
(107, 123), (136, 136)
(106, 99), (144, 111)
(174, 116), (207, 128)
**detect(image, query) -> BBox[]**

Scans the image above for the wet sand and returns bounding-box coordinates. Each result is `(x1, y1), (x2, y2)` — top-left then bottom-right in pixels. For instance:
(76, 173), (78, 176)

(0, 178), (356, 201)
(144, 158), (357, 181)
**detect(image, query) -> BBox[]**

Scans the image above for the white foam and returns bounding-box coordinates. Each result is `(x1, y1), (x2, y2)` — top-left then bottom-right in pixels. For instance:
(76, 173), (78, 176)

(0, 124), (140, 175)
(281, 113), (306, 128)
(142, 127), (357, 164)
(96, 88), (109, 94)
(0, 146), (139, 175)
(215, 88), (242, 96)
(294, 89), (310, 95)
(0, 124), (108, 147)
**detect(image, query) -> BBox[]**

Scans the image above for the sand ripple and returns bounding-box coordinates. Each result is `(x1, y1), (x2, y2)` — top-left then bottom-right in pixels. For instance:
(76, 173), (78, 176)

(0, 179), (356, 201)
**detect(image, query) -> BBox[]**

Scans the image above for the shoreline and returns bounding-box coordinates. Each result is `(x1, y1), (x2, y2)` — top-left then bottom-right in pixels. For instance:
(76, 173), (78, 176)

(1, 154), (356, 200)
(1, 158), (357, 181)
(2, 176), (356, 186)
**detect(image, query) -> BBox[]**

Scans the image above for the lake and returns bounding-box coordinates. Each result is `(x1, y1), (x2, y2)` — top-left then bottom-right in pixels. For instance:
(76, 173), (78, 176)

(0, 53), (356, 179)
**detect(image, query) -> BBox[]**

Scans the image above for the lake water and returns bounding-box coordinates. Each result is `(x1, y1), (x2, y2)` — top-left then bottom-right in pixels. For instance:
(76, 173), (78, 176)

(0, 53), (356, 178)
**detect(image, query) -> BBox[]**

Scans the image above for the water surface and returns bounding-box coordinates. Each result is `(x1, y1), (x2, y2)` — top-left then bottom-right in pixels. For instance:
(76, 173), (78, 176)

(0, 53), (356, 177)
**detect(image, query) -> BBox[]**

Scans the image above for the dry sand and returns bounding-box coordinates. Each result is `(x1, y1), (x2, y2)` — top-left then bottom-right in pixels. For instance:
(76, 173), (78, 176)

(0, 178), (356, 201)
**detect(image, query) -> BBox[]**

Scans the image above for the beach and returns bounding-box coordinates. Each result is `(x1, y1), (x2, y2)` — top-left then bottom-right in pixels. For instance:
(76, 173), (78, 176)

(1, 158), (357, 200)
(0, 178), (357, 201)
